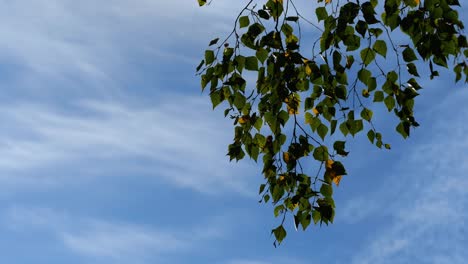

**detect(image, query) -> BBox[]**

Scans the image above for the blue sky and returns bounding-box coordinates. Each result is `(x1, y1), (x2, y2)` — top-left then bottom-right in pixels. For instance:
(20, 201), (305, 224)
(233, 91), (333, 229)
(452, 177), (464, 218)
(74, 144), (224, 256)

(0, 1), (467, 263)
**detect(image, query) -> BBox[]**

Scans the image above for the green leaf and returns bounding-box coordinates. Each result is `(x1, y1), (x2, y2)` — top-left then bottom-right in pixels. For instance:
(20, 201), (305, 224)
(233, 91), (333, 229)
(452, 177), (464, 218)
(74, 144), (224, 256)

(254, 133), (266, 147)
(254, 118), (263, 131)
(339, 121), (349, 136)
(310, 116), (321, 132)
(344, 34), (361, 51)
(317, 200), (334, 223)
(250, 145), (259, 161)
(258, 9), (270, 20)
(349, 120), (364, 136)
(205, 50), (215, 65)
(355, 20), (368, 37)
(330, 120), (338, 135)
(274, 205), (285, 217)
(360, 48), (376, 66)
(312, 210), (321, 224)
(369, 28), (383, 37)
(313, 146), (329, 161)
(320, 184), (333, 198)
(396, 122), (409, 138)
(245, 56), (258, 71)
(196, 60), (204, 72)
(333, 141), (349, 156)
(407, 63), (420, 77)
(368, 77), (377, 91)
(256, 49), (269, 64)
(316, 7), (328, 21)
(210, 90), (222, 109)
(331, 161), (347, 175)
(373, 91), (384, 102)
(384, 95), (395, 111)
(305, 97), (314, 111)
(209, 38), (219, 46)
(387, 71), (398, 82)
(259, 184), (266, 194)
(305, 112), (314, 125)
(361, 2), (379, 24)
(367, 129), (375, 143)
(454, 63), (463, 82)
(358, 68), (371, 84)
(318, 124), (329, 141)
(402, 47), (417, 62)
(233, 92), (246, 110)
(198, 0), (207, 6)
(278, 110), (289, 126)
(301, 213), (312, 229)
(320, 31), (334, 52)
(223, 47), (234, 60)
(286, 16), (299, 22)
(266, 0), (284, 19)
(407, 78), (422, 90)
(373, 40), (387, 57)
(382, 12), (400, 30)
(273, 225), (287, 244)
(335, 85), (347, 100)
(360, 108), (373, 122)
(239, 16), (250, 28)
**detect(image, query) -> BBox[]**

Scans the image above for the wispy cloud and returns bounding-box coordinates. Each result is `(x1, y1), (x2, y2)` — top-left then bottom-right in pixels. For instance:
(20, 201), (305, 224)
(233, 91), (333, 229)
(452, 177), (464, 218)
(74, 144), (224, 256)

(0, 0), (243, 81)
(0, 95), (257, 195)
(3, 206), (226, 263)
(61, 222), (187, 260)
(341, 90), (468, 263)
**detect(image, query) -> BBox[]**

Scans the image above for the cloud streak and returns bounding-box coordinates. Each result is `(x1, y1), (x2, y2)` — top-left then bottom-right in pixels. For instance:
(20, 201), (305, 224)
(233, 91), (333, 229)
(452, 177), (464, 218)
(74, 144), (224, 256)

(0, 95), (257, 195)
(0, 0), (243, 79)
(3, 206), (226, 263)
(341, 90), (468, 264)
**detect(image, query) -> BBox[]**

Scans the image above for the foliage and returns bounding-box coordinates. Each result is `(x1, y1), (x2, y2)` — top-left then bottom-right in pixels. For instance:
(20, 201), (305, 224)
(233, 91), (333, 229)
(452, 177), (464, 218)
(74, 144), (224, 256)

(196, 0), (467, 245)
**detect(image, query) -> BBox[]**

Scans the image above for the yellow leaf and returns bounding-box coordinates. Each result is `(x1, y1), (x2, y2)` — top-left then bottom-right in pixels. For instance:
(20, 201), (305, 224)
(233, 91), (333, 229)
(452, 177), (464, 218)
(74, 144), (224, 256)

(404, 0), (419, 7)
(305, 64), (312, 76)
(332, 175), (343, 186)
(312, 108), (319, 116)
(283, 152), (290, 163)
(287, 105), (299, 115)
(326, 159), (343, 186)
(325, 0), (332, 4)
(285, 94), (300, 115)
(279, 175), (286, 181)
(362, 89), (370, 98)
(238, 115), (249, 124)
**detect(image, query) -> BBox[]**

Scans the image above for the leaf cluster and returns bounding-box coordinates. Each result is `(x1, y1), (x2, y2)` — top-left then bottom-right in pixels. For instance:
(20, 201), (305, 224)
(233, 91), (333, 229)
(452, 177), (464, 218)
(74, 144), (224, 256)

(197, 0), (467, 245)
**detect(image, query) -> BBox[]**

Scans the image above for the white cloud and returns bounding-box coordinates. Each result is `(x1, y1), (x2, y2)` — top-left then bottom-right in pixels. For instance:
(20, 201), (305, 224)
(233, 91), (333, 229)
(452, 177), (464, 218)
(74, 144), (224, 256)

(343, 90), (468, 264)
(0, 0), (244, 85)
(3, 206), (226, 262)
(60, 222), (187, 259)
(0, 95), (257, 195)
